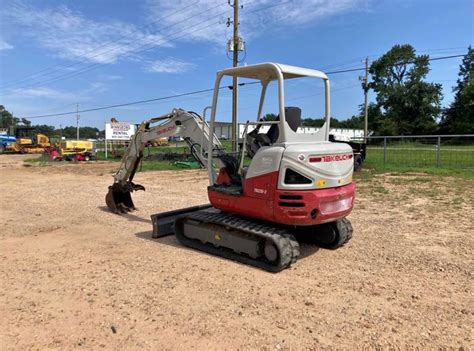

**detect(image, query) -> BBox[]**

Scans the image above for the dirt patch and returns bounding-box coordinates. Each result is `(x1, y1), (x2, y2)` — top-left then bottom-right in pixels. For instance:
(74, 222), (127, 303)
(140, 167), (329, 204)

(0, 157), (472, 349)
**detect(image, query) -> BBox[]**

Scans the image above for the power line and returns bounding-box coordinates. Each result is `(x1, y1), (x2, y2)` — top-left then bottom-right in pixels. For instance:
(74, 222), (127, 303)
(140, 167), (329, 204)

(325, 54), (465, 75)
(19, 53), (465, 120)
(2, 0), (290, 93)
(0, 1), (201, 89)
(320, 48), (467, 72)
(1, 3), (229, 93)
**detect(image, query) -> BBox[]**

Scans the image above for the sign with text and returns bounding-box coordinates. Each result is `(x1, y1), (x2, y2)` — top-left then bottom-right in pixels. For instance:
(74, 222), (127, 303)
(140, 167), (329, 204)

(105, 122), (136, 141)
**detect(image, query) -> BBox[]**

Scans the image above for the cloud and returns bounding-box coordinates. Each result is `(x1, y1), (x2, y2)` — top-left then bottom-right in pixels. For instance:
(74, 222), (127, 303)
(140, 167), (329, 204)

(5, 1), (171, 64)
(145, 0), (368, 44)
(8, 80), (109, 101)
(146, 58), (196, 73)
(0, 39), (13, 51)
(9, 87), (77, 100)
(258, 0), (368, 25)
(144, 0), (229, 44)
(3, 0), (366, 66)
(99, 74), (123, 81)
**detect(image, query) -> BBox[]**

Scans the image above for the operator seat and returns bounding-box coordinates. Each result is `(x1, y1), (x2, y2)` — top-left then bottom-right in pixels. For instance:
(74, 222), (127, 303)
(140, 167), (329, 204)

(246, 107), (301, 157)
(284, 106), (301, 133)
(265, 106), (301, 143)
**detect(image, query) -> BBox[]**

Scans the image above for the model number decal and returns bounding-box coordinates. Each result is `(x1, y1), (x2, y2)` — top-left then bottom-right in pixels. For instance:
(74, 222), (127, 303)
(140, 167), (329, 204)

(254, 188), (267, 194)
(309, 154), (353, 163)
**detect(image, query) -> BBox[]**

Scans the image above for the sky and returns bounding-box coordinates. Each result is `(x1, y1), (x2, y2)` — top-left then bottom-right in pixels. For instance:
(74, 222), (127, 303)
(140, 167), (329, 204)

(0, 0), (472, 129)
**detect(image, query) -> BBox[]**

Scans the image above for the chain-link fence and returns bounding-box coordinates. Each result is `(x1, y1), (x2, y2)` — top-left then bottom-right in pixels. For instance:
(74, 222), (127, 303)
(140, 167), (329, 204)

(365, 135), (474, 169)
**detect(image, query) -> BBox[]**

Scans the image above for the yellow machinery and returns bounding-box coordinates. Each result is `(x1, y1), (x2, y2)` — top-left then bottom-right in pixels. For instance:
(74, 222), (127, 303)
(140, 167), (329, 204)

(11, 133), (50, 154)
(151, 137), (169, 147)
(59, 140), (94, 155)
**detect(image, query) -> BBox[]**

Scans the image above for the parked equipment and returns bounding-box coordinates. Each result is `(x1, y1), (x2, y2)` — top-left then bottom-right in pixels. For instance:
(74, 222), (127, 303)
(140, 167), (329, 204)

(106, 63), (355, 272)
(48, 140), (96, 161)
(150, 137), (170, 147)
(329, 135), (366, 171)
(10, 127), (50, 154)
(0, 133), (16, 153)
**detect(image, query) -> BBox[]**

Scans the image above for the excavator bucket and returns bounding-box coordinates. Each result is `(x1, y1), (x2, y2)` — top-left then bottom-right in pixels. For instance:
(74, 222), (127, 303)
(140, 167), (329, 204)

(105, 182), (145, 214)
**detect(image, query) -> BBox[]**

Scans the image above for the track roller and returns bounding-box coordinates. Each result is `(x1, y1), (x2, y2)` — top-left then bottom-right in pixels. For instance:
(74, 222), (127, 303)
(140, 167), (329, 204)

(173, 209), (300, 272)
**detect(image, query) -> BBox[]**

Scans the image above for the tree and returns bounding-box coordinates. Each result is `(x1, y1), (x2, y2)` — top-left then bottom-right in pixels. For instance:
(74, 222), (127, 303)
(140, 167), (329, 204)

(301, 117), (344, 128)
(62, 126), (100, 139)
(20, 118), (31, 127)
(0, 105), (33, 129)
(338, 114), (363, 129)
(0, 105), (18, 129)
(439, 47), (473, 134)
(262, 113), (278, 121)
(369, 44), (443, 135)
(34, 124), (56, 136)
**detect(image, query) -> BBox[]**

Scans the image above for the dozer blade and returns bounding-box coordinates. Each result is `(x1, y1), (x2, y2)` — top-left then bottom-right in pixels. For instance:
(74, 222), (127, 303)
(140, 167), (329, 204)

(105, 182), (145, 214)
(150, 204), (212, 238)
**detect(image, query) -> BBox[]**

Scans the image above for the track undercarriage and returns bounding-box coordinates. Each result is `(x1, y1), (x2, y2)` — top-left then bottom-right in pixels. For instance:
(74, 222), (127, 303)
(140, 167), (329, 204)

(106, 176), (353, 272)
(151, 205), (353, 272)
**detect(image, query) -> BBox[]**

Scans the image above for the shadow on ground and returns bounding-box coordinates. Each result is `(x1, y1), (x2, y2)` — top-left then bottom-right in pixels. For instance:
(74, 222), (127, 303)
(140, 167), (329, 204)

(134, 229), (321, 263)
(97, 206), (151, 224)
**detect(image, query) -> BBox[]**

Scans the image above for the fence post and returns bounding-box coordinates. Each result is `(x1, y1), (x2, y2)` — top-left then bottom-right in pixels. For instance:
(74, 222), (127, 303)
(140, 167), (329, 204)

(383, 137), (387, 164)
(436, 136), (441, 167)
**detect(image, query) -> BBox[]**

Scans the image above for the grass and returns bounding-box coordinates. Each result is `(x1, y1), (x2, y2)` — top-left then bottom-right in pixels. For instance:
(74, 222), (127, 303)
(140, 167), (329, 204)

(19, 140), (474, 179)
(22, 150), (198, 172)
(365, 140), (474, 179)
(366, 144), (474, 171)
(138, 161), (187, 172)
(363, 159), (474, 179)
(23, 155), (50, 165)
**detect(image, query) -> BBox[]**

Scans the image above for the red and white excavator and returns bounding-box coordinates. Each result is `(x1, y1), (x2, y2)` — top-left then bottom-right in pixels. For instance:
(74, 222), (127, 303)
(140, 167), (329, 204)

(106, 63), (355, 272)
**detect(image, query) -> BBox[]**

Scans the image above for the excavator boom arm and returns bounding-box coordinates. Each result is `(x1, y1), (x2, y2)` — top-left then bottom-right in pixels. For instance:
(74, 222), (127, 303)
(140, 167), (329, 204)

(106, 108), (222, 213)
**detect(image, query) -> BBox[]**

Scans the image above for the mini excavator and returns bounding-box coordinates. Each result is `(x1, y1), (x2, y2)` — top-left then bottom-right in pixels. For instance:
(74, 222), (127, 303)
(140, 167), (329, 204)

(106, 63), (355, 272)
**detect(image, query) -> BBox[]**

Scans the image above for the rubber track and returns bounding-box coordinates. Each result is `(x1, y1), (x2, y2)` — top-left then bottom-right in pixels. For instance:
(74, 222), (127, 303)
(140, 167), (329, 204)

(174, 210), (300, 272)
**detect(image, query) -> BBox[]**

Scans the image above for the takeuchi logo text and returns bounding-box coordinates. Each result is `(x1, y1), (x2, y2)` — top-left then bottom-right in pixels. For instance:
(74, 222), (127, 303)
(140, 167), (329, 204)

(309, 154), (353, 163)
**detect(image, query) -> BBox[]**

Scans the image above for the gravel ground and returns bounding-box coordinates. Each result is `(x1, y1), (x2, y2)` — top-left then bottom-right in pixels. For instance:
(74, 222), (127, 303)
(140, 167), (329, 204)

(0, 154), (472, 350)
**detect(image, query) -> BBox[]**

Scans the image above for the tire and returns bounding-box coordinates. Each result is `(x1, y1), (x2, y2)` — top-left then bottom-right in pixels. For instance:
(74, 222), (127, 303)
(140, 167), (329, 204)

(353, 154), (363, 171)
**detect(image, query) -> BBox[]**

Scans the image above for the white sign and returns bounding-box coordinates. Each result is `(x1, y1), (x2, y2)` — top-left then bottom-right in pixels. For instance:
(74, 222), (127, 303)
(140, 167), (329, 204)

(238, 124), (364, 141)
(105, 122), (136, 141)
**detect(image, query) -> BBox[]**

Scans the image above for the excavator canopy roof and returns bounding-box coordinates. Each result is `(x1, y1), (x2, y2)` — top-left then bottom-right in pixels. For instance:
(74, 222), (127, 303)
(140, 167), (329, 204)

(217, 62), (328, 82)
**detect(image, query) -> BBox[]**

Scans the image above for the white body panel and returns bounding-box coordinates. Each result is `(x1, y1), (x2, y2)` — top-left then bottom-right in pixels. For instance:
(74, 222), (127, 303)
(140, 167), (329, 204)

(245, 142), (353, 190)
(278, 142), (353, 190)
(246, 146), (284, 179)
(207, 62), (354, 188)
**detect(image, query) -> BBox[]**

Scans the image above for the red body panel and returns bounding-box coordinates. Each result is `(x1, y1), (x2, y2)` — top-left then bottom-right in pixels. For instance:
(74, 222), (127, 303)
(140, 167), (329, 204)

(208, 170), (355, 226)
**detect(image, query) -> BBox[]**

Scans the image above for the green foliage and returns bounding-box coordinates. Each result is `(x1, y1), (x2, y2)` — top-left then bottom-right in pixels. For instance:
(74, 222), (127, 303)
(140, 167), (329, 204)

(0, 105), (105, 139)
(439, 47), (474, 134)
(0, 106), (33, 129)
(338, 114), (364, 129)
(61, 126), (100, 139)
(301, 117), (339, 127)
(263, 113), (278, 121)
(0, 105), (18, 129)
(369, 44), (443, 135)
(34, 124), (56, 136)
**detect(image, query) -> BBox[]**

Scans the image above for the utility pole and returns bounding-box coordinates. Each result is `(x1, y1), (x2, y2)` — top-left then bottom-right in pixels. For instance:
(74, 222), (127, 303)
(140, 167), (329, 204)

(231, 0), (239, 153)
(363, 57), (369, 142)
(76, 103), (80, 140)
